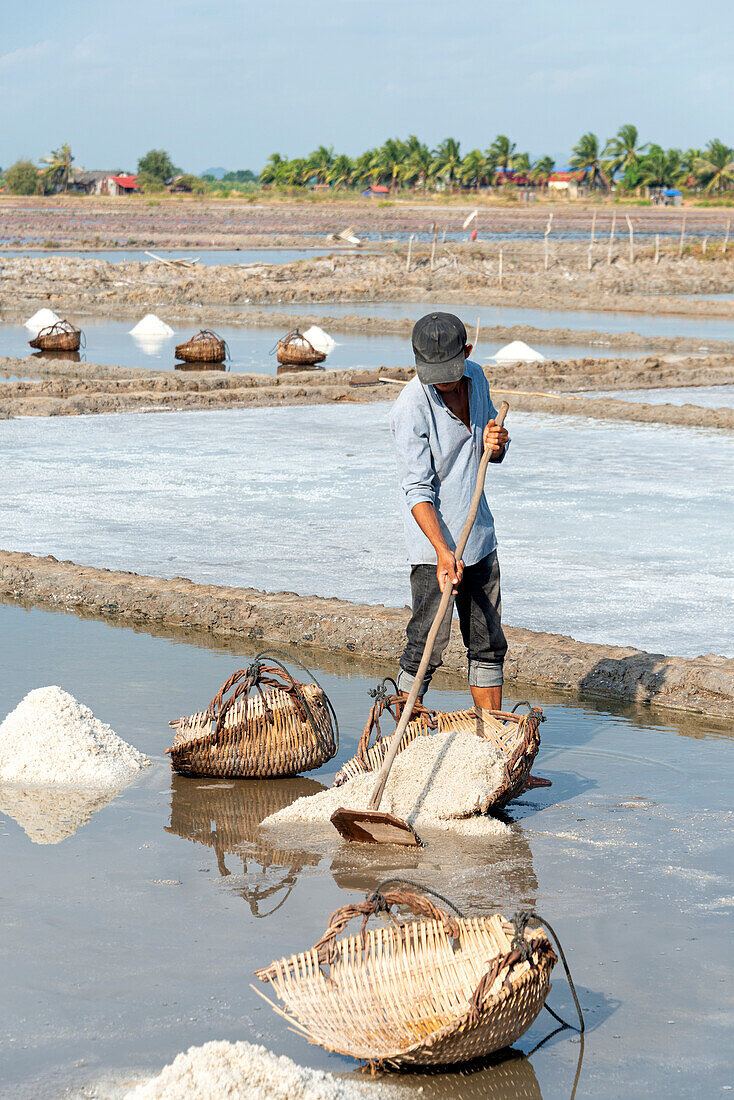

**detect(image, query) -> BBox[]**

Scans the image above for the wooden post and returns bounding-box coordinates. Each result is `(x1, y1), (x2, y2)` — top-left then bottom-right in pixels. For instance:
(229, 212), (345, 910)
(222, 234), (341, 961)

(590, 210), (597, 246)
(625, 215), (634, 263)
(474, 318), (480, 357)
(607, 212), (616, 265)
(441, 229), (446, 244)
(654, 234), (660, 265)
(702, 236), (708, 257)
(679, 215), (686, 258)
(723, 219), (730, 256)
(499, 248), (503, 288)
(430, 223), (437, 271)
(405, 234), (414, 273)
(544, 212), (553, 270)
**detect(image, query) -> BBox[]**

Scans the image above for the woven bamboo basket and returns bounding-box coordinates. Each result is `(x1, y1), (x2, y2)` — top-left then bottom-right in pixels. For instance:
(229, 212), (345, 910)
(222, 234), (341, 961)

(167, 775), (323, 916)
(255, 887), (557, 1068)
(333, 688), (546, 812)
(174, 329), (228, 363)
(167, 652), (338, 779)
(275, 330), (327, 367)
(28, 320), (84, 352)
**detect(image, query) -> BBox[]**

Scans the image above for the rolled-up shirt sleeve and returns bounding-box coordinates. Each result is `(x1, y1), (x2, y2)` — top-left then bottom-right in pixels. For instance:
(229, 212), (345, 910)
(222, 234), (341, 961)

(390, 401), (436, 510)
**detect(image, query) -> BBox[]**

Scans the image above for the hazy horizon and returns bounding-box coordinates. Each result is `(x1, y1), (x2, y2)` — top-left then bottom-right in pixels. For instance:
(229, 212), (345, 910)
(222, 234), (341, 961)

(2, 0), (733, 176)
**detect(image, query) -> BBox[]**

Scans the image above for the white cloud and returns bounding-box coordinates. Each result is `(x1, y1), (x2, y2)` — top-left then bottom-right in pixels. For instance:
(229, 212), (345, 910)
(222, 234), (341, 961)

(0, 40), (53, 72)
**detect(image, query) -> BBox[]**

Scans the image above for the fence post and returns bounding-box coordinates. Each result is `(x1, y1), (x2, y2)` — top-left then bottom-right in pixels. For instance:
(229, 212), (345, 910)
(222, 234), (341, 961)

(430, 223), (437, 271)
(655, 233), (660, 265)
(544, 212), (553, 270)
(678, 215), (686, 258)
(625, 215), (634, 263)
(499, 249), (504, 287)
(406, 233), (414, 273)
(723, 219), (731, 256)
(607, 212), (616, 265)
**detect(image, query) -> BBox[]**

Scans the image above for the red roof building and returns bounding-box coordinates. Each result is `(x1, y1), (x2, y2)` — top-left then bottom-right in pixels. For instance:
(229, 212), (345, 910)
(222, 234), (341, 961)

(363, 184), (390, 196)
(108, 174), (139, 195)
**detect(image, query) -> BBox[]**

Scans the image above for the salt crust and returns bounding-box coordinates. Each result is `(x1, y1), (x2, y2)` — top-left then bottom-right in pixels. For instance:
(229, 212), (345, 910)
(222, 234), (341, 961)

(263, 729), (508, 836)
(124, 1040), (395, 1100)
(129, 313), (174, 337)
(0, 686), (150, 788)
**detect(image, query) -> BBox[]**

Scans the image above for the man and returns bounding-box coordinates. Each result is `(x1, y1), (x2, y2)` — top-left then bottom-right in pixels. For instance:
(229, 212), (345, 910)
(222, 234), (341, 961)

(389, 312), (510, 710)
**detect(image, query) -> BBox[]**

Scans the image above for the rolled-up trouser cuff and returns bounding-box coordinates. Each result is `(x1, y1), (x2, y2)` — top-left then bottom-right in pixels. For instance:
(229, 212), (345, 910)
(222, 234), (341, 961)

(397, 666), (433, 698)
(468, 659), (504, 688)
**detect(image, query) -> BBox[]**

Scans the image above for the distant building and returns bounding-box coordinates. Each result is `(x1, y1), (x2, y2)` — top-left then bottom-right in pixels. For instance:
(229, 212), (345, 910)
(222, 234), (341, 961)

(69, 170), (138, 195)
(108, 174), (139, 195)
(362, 184), (390, 197)
(547, 169), (586, 197)
(649, 187), (683, 206)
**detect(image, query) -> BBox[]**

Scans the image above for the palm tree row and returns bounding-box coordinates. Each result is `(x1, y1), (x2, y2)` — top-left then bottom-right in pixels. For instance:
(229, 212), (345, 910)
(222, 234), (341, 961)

(260, 129), (734, 194)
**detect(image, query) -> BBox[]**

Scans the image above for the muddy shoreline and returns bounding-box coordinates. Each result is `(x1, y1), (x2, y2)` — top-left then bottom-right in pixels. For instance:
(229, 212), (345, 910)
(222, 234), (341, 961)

(2, 354), (732, 425)
(1, 550), (731, 718)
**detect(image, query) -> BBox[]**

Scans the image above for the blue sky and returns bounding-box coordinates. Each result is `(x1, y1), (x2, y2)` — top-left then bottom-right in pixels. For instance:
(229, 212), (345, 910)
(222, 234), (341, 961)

(1, 0), (732, 174)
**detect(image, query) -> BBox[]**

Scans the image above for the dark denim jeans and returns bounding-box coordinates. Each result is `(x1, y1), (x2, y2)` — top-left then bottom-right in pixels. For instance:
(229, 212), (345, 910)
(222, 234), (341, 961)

(397, 551), (507, 696)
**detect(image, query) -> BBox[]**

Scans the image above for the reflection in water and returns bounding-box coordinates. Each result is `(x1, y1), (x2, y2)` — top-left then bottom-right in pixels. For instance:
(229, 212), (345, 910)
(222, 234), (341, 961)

(393, 1048), (542, 1100)
(30, 349), (81, 363)
(276, 363), (325, 375)
(167, 776), (323, 916)
(174, 362), (228, 372)
(330, 824), (538, 915)
(0, 781), (120, 844)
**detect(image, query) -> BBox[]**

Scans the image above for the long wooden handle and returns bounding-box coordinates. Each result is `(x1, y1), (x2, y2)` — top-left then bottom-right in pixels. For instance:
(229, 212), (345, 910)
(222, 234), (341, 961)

(369, 400), (509, 810)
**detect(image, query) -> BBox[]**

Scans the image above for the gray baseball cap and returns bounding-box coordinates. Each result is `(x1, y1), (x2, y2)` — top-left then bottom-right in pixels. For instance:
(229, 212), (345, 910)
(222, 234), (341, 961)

(412, 312), (468, 385)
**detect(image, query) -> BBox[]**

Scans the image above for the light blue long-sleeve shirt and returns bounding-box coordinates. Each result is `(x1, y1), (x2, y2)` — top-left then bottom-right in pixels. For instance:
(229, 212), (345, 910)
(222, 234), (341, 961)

(388, 360), (506, 566)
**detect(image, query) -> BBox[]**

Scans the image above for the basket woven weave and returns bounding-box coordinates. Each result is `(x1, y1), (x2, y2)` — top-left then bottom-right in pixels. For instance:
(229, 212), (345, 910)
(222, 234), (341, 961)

(275, 330), (327, 367)
(167, 653), (337, 779)
(334, 690), (545, 811)
(174, 329), (228, 363)
(29, 320), (83, 352)
(255, 888), (556, 1068)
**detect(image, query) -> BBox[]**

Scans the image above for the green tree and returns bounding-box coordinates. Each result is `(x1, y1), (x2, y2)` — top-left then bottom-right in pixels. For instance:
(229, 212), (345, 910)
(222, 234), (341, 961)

(529, 155), (555, 187)
(5, 159), (40, 195)
(639, 146), (684, 188)
(399, 139), (433, 189)
(370, 138), (409, 190)
(307, 145), (334, 183)
(569, 132), (610, 191)
(41, 143), (73, 192)
(325, 154), (354, 189)
(459, 149), (491, 189)
(693, 139), (734, 193)
(431, 137), (462, 188)
(512, 152), (531, 175)
(222, 169), (256, 183)
(259, 153), (287, 185)
(137, 149), (178, 183)
(488, 135), (516, 174)
(603, 124), (649, 182)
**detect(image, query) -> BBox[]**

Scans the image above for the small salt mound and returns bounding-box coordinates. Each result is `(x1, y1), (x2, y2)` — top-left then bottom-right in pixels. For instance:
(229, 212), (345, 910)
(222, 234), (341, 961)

(492, 340), (546, 363)
(302, 325), (336, 355)
(0, 782), (119, 844)
(124, 1040), (393, 1100)
(264, 729), (507, 833)
(0, 686), (150, 788)
(129, 313), (174, 337)
(24, 308), (61, 332)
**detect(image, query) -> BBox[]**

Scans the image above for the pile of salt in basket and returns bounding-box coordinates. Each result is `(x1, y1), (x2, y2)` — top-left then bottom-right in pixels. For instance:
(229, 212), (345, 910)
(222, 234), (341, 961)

(334, 682), (547, 811)
(167, 652), (338, 779)
(255, 885), (558, 1068)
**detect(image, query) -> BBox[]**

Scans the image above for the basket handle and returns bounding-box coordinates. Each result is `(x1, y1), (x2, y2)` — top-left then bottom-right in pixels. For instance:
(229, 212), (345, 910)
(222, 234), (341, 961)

(348, 684), (437, 777)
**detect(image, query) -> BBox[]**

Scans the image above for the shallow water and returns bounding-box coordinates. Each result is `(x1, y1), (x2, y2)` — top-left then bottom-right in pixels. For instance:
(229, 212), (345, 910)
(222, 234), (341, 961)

(0, 248), (360, 266)
(0, 317), (653, 373)
(1, 404), (731, 656)
(592, 384), (734, 409)
(0, 603), (731, 1099)
(250, 299), (734, 344)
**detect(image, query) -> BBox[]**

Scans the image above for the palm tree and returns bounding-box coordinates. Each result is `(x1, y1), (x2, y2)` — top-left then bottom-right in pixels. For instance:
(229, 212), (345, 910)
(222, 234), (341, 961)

(694, 140), (734, 193)
(370, 138), (409, 190)
(41, 143), (74, 192)
(281, 157), (309, 186)
(639, 146), (684, 189)
(512, 152), (531, 175)
(488, 135), (516, 175)
(431, 137), (462, 189)
(459, 149), (491, 189)
(530, 155), (555, 187)
(307, 145), (334, 183)
(259, 153), (287, 185)
(400, 140), (433, 189)
(569, 132), (610, 191)
(603, 124), (649, 181)
(326, 154), (354, 190)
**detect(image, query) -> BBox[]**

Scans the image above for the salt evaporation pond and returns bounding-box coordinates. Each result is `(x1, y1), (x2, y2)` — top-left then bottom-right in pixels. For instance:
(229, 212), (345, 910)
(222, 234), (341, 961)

(593, 384), (734, 408)
(251, 299), (734, 344)
(0, 318), (652, 372)
(0, 248), (360, 266)
(0, 603), (732, 1098)
(1, 405), (731, 657)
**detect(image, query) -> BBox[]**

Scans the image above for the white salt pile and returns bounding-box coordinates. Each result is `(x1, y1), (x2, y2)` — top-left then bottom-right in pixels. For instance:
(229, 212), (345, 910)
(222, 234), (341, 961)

(129, 313), (174, 337)
(124, 1040), (395, 1100)
(0, 686), (150, 788)
(24, 307), (62, 332)
(492, 340), (546, 363)
(0, 782), (119, 844)
(302, 324), (336, 355)
(264, 729), (508, 836)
